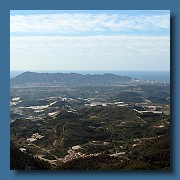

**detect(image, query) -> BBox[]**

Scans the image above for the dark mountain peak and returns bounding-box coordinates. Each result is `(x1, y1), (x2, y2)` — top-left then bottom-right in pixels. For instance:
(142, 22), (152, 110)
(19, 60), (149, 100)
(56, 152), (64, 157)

(21, 71), (35, 75)
(15, 71), (36, 78)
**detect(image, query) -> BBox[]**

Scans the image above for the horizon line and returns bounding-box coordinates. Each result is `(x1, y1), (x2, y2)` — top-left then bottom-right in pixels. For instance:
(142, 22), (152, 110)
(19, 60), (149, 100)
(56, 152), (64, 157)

(10, 70), (170, 72)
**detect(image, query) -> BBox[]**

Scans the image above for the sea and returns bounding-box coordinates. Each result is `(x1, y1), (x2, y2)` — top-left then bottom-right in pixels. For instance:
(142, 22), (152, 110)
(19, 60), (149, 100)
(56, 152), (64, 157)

(10, 70), (170, 82)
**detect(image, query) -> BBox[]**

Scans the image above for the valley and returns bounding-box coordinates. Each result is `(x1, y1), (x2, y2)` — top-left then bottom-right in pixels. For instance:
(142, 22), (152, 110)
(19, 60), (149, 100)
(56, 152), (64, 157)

(10, 72), (170, 170)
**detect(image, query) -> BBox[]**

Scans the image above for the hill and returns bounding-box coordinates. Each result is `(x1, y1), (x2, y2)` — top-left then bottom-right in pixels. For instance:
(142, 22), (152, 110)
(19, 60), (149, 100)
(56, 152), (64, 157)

(112, 91), (143, 103)
(10, 71), (133, 87)
(10, 142), (50, 170)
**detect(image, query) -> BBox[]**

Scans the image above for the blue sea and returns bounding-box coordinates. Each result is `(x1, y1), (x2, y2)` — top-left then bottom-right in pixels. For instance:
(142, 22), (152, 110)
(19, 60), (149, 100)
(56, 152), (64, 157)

(10, 70), (170, 82)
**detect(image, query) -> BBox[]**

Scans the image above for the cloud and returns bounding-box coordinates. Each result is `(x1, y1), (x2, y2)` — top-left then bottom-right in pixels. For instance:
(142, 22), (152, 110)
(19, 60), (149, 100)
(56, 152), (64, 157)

(10, 35), (170, 71)
(10, 12), (170, 35)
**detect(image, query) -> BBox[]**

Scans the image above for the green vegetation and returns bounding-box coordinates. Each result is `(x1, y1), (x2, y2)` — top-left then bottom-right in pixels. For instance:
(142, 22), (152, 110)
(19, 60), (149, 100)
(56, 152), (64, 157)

(113, 91), (143, 103)
(10, 79), (170, 170)
(10, 142), (50, 170)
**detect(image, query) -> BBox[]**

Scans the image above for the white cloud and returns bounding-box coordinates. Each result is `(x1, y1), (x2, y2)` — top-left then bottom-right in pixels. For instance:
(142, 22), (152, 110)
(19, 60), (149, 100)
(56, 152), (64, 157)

(10, 35), (170, 71)
(10, 13), (170, 34)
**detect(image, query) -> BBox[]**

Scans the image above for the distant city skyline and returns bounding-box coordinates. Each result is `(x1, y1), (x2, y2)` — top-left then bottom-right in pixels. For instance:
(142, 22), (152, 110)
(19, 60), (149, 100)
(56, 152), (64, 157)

(10, 10), (170, 71)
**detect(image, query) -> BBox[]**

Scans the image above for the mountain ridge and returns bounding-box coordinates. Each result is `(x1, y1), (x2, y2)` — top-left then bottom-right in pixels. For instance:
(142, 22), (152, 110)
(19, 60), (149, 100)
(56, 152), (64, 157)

(11, 71), (133, 87)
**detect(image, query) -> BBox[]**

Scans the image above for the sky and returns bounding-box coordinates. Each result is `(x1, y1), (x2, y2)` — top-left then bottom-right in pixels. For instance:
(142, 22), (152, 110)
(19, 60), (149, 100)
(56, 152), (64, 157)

(10, 10), (170, 71)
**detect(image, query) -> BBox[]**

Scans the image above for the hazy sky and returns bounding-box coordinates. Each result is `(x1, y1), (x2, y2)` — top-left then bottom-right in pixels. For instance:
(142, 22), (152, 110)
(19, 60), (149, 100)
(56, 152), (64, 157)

(10, 10), (170, 71)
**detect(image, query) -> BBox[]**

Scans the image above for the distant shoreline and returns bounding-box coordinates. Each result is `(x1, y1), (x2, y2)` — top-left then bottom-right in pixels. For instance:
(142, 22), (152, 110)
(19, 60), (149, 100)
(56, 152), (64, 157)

(10, 70), (170, 82)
